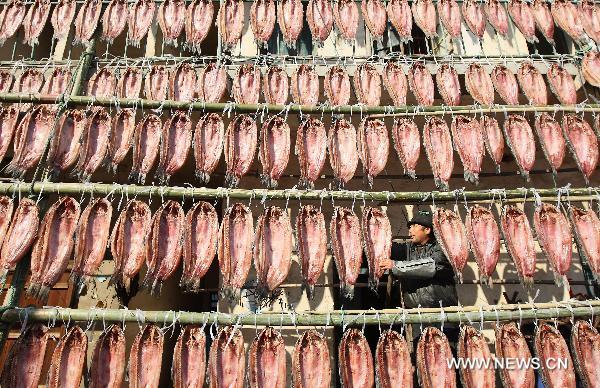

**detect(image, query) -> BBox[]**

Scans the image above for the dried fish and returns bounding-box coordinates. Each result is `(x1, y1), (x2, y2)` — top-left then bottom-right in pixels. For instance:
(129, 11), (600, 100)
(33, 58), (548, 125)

(89, 324), (126, 388)
(224, 114), (258, 188)
(354, 63), (382, 106)
(101, 0), (128, 43)
(569, 206), (600, 279)
(533, 202), (572, 286)
(259, 115), (291, 188)
(296, 117), (327, 188)
(362, 0), (387, 38)
(278, 0), (304, 47)
(387, 0), (412, 41)
(328, 117), (358, 187)
(264, 66), (290, 105)
(292, 330), (331, 388)
(333, 0), (359, 41)
(450, 115), (484, 184)
(107, 108), (136, 172)
(491, 65), (519, 105)
(74, 107), (111, 181)
(51, 0), (76, 40)
(87, 67), (117, 99)
(423, 116), (454, 191)
(129, 325), (164, 388)
(249, 327), (287, 388)
(1, 323), (48, 388)
(339, 328), (375, 388)
(194, 113), (224, 183)
(157, 110), (192, 184)
(0, 0), (26, 45)
(250, 0), (276, 45)
(173, 326), (206, 388)
(218, 0), (244, 47)
(0, 106), (18, 164)
(551, 0), (585, 42)
(508, 0), (537, 42)
(330, 206), (362, 299)
(362, 206), (391, 290)
(500, 205), (536, 286)
(571, 320), (600, 388)
(47, 326), (88, 388)
(562, 114), (599, 183)
(517, 61), (547, 105)
(547, 63), (577, 105)
(408, 62), (434, 106)
(144, 65), (169, 101)
(129, 114), (162, 184)
(383, 61), (408, 106)
(233, 64), (261, 105)
(534, 113), (565, 174)
(533, 0), (554, 43)
(296, 205), (327, 299)
(358, 117), (389, 187)
(158, 0), (186, 45)
(465, 63), (494, 105)
(185, 0), (214, 53)
(47, 109), (86, 177)
(0, 198), (38, 277)
(466, 205), (500, 286)
(485, 0), (509, 36)
(307, 0), (333, 43)
(462, 0), (486, 37)
(457, 325), (495, 388)
(292, 64), (320, 106)
(74, 0), (102, 44)
(502, 114), (535, 180)
(117, 67), (143, 99)
(480, 115), (504, 172)
(127, 0), (156, 46)
(23, 0), (50, 46)
(197, 62), (227, 103)
(436, 64), (461, 106)
(208, 326), (245, 388)
(534, 323), (576, 388)
(416, 327), (456, 388)
(412, 0), (437, 37)
(42, 67), (72, 97)
(433, 207), (469, 282)
(438, 0), (462, 38)
(495, 322), (535, 388)
(392, 117), (420, 178)
(375, 329), (412, 388)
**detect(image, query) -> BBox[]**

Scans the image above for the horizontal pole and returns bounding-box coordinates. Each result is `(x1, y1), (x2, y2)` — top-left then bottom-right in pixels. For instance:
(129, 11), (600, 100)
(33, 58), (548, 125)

(2, 300), (599, 326)
(0, 181), (597, 204)
(1, 93), (599, 116)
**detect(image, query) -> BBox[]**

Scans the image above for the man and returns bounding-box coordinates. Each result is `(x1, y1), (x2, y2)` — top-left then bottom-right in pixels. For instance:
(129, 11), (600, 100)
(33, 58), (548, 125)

(379, 210), (458, 309)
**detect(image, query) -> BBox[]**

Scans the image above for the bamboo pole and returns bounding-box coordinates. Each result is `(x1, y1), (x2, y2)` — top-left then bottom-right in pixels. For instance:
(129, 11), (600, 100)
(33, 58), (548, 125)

(0, 181), (595, 204)
(0, 93), (598, 116)
(1, 300), (599, 326)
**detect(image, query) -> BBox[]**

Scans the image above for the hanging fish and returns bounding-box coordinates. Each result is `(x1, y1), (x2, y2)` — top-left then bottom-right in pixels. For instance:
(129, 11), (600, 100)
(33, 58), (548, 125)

(101, 0), (128, 44)
(323, 65), (355, 106)
(51, 0), (76, 40)
(408, 62), (434, 106)
(194, 113), (224, 184)
(158, 0), (186, 46)
(74, 107), (111, 182)
(547, 63), (577, 105)
(500, 205), (536, 286)
(224, 114), (258, 188)
(517, 61), (548, 105)
(462, 0), (486, 38)
(580, 0), (600, 43)
(551, 0), (585, 42)
(387, 0), (412, 42)
(259, 115), (291, 188)
(208, 326), (245, 388)
(480, 115), (504, 172)
(330, 206), (362, 299)
(127, 0), (156, 47)
(416, 327), (456, 388)
(383, 61), (408, 106)
(109, 199), (152, 287)
(571, 320), (600, 388)
(0, 106), (19, 164)
(491, 65), (520, 105)
(307, 0), (333, 44)
(264, 66), (290, 105)
(582, 51), (600, 88)
(292, 330), (331, 388)
(465, 205), (500, 286)
(107, 108), (136, 172)
(47, 109), (86, 178)
(0, 198), (38, 278)
(250, 0), (276, 45)
(495, 322), (535, 388)
(156, 110), (192, 184)
(533, 113), (565, 174)
(433, 207), (469, 282)
(144, 65), (169, 101)
(362, 206), (391, 291)
(375, 330), (412, 388)
(362, 0), (387, 38)
(74, 0), (102, 44)
(534, 323), (577, 388)
(278, 0), (304, 47)
(249, 327), (287, 388)
(233, 64), (261, 104)
(22, 0), (50, 46)
(129, 114), (162, 184)
(508, 0), (537, 42)
(0, 197), (14, 261)
(218, 203), (254, 302)
(562, 114), (599, 183)
(185, 0), (214, 53)
(333, 0), (359, 41)
(392, 117), (420, 178)
(47, 326), (88, 388)
(42, 67), (72, 97)
(292, 64), (320, 107)
(218, 0), (245, 47)
(71, 198), (113, 287)
(173, 326), (206, 388)
(328, 118), (359, 187)
(423, 116), (454, 191)
(170, 63), (197, 102)
(87, 67), (117, 99)
(450, 115), (484, 184)
(6, 105), (53, 178)
(117, 66), (142, 99)
(129, 325), (164, 388)
(485, 0), (509, 36)
(0, 0), (26, 45)
(296, 205), (327, 300)
(144, 200), (184, 295)
(197, 62), (227, 103)
(568, 206), (600, 279)
(503, 114), (535, 180)
(354, 63), (382, 106)
(1, 323), (48, 388)
(358, 117), (389, 187)
(0, 70), (13, 92)
(436, 64), (461, 106)
(13, 68), (43, 96)
(181, 201), (218, 292)
(437, 0), (462, 38)
(533, 202), (572, 286)
(339, 328), (375, 388)
(533, 0), (554, 44)
(457, 325), (495, 388)
(296, 117), (327, 189)
(89, 325), (126, 388)
(254, 206), (293, 297)
(412, 0), (437, 37)
(465, 63), (494, 105)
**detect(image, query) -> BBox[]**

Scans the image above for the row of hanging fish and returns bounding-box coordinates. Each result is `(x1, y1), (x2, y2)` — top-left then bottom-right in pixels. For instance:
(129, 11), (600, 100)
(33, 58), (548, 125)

(84, 57), (596, 107)
(3, 0), (597, 50)
(4, 318), (598, 388)
(0, 66), (72, 98)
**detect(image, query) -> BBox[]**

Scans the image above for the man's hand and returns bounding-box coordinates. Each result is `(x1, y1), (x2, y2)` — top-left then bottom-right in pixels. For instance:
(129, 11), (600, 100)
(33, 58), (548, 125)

(379, 258), (394, 272)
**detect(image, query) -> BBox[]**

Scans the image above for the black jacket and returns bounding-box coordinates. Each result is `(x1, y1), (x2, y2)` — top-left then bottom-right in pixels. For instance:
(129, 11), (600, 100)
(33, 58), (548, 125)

(391, 239), (458, 308)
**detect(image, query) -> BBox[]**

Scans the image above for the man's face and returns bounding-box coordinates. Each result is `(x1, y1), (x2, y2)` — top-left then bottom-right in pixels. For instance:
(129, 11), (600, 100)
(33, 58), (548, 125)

(409, 223), (431, 244)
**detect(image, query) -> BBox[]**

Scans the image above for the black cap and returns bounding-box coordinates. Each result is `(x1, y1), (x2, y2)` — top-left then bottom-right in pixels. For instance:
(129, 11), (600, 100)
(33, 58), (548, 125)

(407, 210), (433, 229)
